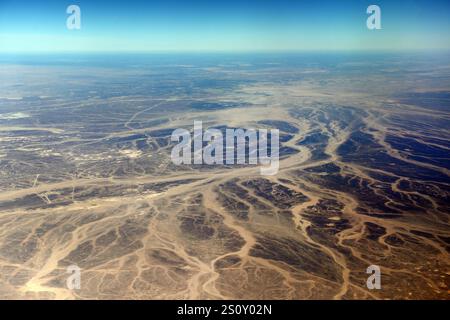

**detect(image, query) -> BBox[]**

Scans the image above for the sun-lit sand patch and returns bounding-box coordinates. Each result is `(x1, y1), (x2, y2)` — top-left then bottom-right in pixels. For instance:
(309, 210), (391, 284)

(0, 112), (30, 120)
(119, 149), (143, 159)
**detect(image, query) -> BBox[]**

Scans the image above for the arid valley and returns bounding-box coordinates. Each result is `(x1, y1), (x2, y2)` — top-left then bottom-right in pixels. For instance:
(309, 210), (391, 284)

(0, 53), (449, 299)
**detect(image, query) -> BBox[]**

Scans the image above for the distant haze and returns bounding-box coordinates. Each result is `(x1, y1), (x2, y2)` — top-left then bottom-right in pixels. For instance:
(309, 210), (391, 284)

(0, 0), (450, 52)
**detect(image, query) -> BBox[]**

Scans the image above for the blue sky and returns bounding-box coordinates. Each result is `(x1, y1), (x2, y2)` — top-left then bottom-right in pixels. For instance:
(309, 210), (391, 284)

(0, 0), (449, 52)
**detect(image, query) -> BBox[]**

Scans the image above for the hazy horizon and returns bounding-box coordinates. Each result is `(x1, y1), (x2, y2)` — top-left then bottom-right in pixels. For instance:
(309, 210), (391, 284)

(1, 0), (450, 52)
